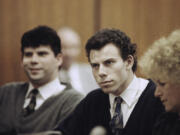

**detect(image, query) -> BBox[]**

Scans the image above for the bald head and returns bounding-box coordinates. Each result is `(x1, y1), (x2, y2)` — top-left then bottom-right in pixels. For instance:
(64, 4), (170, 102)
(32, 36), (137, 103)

(57, 27), (81, 69)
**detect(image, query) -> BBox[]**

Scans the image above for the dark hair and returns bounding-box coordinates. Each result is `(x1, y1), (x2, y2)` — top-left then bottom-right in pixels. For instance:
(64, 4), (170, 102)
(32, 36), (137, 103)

(85, 28), (137, 72)
(21, 25), (61, 56)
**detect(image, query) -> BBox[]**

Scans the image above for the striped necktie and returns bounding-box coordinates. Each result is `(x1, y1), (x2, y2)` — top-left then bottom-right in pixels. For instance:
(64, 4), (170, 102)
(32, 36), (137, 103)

(23, 88), (39, 116)
(109, 97), (123, 135)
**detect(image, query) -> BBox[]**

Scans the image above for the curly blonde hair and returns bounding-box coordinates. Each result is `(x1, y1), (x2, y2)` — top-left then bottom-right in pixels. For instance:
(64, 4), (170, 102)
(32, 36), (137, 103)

(139, 30), (180, 84)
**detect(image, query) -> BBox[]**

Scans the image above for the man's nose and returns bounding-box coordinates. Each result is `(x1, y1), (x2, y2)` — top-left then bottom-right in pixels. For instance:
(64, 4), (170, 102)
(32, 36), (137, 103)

(31, 54), (39, 63)
(154, 86), (162, 98)
(98, 65), (107, 77)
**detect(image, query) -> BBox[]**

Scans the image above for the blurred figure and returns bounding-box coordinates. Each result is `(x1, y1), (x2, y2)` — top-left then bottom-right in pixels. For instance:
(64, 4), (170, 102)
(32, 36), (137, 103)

(57, 27), (81, 70)
(139, 29), (180, 135)
(0, 26), (83, 134)
(57, 27), (99, 95)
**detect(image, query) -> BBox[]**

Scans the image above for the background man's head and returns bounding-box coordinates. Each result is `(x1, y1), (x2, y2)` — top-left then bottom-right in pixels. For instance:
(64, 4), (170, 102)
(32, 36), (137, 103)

(57, 27), (81, 70)
(21, 26), (62, 87)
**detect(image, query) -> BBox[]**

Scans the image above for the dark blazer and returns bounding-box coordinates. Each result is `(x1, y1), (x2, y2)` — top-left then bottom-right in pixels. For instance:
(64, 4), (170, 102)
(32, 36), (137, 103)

(56, 80), (164, 135)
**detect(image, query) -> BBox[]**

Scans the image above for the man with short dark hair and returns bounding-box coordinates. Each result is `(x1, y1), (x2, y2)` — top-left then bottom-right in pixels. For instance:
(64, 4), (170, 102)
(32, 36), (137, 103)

(55, 28), (164, 135)
(0, 26), (83, 134)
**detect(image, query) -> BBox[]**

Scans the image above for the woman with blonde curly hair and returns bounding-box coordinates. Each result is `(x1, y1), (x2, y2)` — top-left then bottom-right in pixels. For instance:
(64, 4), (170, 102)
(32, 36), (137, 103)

(139, 30), (180, 135)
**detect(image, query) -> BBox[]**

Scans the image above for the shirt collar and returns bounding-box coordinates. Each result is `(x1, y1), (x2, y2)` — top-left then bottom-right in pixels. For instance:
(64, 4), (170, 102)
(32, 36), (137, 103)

(26, 77), (66, 100)
(109, 75), (139, 108)
(121, 75), (139, 107)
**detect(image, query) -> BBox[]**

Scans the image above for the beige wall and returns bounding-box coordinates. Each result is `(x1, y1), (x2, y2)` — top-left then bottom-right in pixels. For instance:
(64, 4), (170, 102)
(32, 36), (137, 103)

(1, 0), (180, 85)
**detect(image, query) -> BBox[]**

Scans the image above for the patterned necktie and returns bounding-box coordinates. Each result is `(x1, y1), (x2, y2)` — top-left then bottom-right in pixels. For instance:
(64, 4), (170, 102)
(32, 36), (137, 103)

(23, 88), (39, 116)
(109, 97), (123, 135)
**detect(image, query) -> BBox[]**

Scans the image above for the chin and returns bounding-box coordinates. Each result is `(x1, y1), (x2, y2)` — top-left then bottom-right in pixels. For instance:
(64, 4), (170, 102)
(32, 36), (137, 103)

(29, 74), (43, 79)
(165, 106), (173, 113)
(102, 88), (115, 94)
(29, 76), (43, 82)
(29, 77), (42, 82)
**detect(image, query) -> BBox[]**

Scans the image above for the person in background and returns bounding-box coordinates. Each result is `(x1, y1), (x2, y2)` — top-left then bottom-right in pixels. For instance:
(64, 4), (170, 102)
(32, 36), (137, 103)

(139, 29), (180, 135)
(57, 27), (99, 95)
(54, 28), (164, 135)
(0, 26), (83, 134)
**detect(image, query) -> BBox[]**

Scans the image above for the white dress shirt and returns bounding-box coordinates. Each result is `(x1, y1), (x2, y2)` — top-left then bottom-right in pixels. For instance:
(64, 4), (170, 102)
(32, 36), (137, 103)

(109, 75), (149, 127)
(68, 63), (84, 94)
(24, 77), (66, 110)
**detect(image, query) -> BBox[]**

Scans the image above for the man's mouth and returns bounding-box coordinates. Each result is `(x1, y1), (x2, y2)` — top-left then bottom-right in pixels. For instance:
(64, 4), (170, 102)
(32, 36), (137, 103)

(99, 81), (113, 86)
(29, 68), (42, 73)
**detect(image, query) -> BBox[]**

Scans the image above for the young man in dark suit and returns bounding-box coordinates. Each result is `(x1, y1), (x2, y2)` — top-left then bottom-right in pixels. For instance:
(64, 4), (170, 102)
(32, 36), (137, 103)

(53, 28), (165, 135)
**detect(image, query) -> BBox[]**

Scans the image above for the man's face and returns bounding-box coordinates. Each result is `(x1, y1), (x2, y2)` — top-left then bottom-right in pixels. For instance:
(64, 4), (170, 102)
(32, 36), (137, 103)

(89, 43), (134, 96)
(155, 80), (180, 113)
(22, 45), (62, 86)
(60, 34), (81, 69)
(61, 40), (80, 69)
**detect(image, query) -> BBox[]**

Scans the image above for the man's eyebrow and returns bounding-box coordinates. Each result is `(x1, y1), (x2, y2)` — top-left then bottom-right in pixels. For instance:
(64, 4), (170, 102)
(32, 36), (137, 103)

(104, 58), (116, 61)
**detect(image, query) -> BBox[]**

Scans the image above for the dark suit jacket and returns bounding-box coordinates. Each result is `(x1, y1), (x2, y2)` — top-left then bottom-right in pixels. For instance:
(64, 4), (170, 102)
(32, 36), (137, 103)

(55, 80), (164, 135)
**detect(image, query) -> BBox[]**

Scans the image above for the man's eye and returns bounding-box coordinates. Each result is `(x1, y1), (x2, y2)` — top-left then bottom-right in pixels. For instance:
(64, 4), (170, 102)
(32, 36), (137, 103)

(24, 52), (32, 57)
(38, 52), (48, 56)
(105, 60), (113, 65)
(91, 64), (99, 69)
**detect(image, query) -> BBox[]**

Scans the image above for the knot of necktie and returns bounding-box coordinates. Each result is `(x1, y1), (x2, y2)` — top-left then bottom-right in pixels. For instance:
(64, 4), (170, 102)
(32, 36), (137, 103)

(29, 88), (38, 97)
(115, 97), (123, 104)
(23, 88), (39, 117)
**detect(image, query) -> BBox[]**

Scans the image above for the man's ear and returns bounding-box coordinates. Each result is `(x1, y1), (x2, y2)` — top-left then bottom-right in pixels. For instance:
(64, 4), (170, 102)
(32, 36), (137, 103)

(56, 53), (63, 67)
(125, 55), (134, 70)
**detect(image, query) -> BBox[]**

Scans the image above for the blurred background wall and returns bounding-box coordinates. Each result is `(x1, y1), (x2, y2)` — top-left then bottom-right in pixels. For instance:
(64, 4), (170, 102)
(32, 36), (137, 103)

(0, 0), (180, 85)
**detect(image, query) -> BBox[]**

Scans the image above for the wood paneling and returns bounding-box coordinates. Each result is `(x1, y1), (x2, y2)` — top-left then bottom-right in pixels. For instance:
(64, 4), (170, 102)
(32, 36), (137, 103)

(100, 0), (180, 75)
(1, 0), (180, 85)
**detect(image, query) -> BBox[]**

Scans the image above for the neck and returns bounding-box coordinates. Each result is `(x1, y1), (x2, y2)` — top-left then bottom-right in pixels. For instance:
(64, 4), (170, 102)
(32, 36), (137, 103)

(31, 81), (44, 88)
(115, 73), (134, 96)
